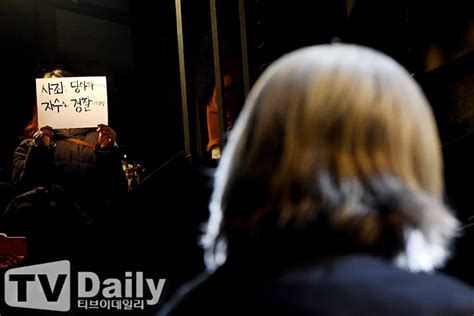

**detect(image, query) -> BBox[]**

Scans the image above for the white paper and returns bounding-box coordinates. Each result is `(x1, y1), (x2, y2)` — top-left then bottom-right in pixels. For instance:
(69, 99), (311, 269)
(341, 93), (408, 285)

(36, 76), (108, 129)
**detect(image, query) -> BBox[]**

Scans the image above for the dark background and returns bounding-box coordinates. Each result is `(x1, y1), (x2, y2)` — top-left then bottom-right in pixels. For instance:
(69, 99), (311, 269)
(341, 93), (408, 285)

(0, 0), (473, 314)
(0, 0), (473, 176)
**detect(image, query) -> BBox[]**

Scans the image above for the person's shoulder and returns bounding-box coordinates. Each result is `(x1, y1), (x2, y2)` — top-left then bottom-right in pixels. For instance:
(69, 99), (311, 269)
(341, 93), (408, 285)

(156, 271), (213, 316)
(158, 256), (474, 316)
(274, 255), (474, 315)
(15, 138), (35, 151)
(157, 265), (256, 316)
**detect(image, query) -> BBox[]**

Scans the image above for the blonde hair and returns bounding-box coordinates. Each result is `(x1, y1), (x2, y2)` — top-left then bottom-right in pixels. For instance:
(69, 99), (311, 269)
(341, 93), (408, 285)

(203, 44), (458, 272)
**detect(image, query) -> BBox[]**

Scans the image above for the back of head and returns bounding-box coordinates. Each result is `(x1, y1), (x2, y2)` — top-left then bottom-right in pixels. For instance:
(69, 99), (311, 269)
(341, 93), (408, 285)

(203, 44), (458, 272)
(42, 68), (74, 79)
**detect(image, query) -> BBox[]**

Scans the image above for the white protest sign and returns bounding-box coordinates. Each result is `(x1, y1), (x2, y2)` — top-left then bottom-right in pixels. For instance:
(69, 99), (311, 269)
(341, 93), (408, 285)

(36, 76), (108, 129)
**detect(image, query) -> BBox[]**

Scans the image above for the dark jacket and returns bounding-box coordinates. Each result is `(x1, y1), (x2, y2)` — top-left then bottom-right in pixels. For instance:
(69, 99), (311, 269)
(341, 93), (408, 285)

(158, 254), (474, 316)
(12, 128), (127, 216)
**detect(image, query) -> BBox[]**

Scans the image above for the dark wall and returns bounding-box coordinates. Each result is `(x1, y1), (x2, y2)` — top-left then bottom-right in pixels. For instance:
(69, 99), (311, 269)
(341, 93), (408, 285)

(128, 1), (183, 170)
(0, 1), (38, 180)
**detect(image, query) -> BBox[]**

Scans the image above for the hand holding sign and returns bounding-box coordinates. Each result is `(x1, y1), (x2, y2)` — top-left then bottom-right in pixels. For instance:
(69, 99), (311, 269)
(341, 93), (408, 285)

(33, 126), (54, 147)
(97, 124), (116, 149)
(36, 76), (108, 129)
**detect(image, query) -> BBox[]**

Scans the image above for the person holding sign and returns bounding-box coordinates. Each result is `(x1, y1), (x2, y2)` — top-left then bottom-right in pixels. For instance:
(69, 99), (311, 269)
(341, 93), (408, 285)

(11, 68), (127, 221)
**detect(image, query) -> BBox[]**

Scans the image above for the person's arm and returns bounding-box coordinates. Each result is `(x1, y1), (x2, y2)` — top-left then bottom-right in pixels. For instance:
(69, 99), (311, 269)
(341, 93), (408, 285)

(12, 138), (55, 188)
(95, 145), (128, 194)
(206, 88), (221, 154)
(94, 125), (128, 195)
